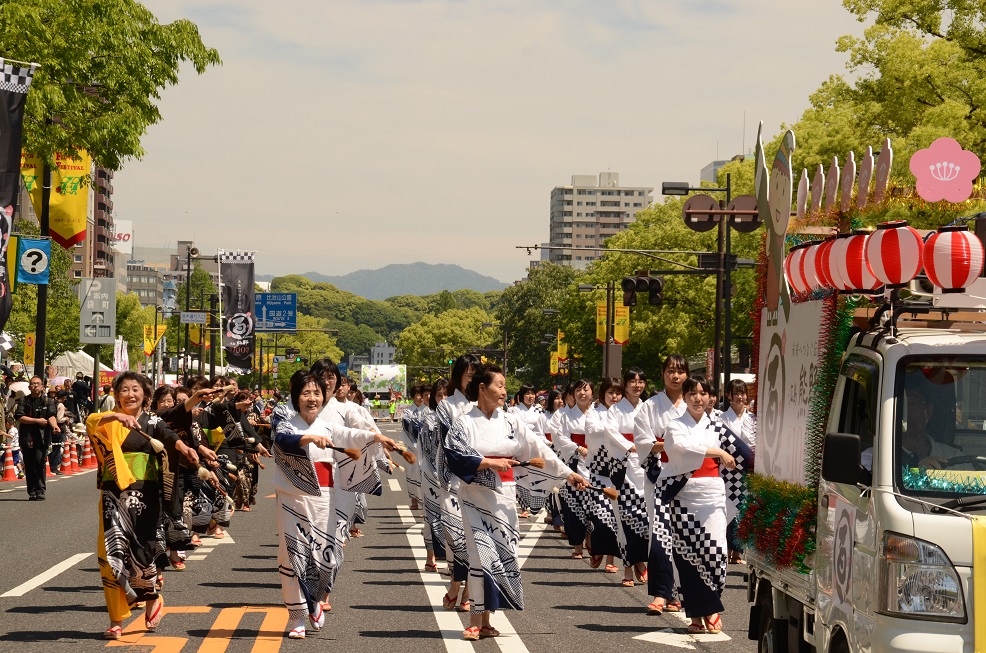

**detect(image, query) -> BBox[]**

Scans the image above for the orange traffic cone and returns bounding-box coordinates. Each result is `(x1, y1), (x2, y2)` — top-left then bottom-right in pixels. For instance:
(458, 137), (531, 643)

(46, 456), (55, 478)
(60, 444), (72, 475)
(81, 437), (96, 469)
(2, 448), (16, 482)
(69, 441), (80, 473)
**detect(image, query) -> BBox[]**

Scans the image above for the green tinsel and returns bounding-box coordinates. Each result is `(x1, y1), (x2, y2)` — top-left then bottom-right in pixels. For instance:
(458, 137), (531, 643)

(902, 468), (986, 494)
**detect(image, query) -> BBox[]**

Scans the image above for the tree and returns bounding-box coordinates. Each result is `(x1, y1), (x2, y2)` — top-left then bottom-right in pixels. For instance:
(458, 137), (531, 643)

(5, 218), (80, 364)
(1, 0), (220, 169)
(394, 307), (495, 373)
(492, 263), (584, 389)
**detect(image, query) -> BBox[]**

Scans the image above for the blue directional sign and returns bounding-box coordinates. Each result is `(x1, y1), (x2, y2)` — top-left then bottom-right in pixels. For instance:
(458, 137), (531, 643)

(255, 293), (297, 332)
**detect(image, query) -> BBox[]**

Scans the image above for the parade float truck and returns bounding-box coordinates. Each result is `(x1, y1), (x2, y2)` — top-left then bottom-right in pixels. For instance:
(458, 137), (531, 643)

(743, 129), (986, 653)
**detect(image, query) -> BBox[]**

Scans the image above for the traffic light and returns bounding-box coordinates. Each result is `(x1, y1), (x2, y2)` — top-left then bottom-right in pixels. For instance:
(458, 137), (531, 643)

(647, 276), (665, 306)
(622, 275), (665, 307)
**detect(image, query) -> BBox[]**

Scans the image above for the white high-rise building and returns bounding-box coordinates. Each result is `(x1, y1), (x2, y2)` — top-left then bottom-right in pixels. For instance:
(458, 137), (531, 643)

(547, 172), (653, 268)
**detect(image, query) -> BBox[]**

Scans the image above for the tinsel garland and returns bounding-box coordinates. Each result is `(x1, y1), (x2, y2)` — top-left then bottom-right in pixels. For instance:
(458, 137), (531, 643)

(902, 468), (986, 495)
(737, 473), (817, 573)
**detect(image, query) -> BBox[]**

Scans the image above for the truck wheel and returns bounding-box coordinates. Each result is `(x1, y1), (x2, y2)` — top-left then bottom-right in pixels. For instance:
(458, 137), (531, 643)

(757, 589), (787, 653)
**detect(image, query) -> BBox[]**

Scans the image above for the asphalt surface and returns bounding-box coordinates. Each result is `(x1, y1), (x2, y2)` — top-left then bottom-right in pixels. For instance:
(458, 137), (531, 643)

(0, 422), (757, 652)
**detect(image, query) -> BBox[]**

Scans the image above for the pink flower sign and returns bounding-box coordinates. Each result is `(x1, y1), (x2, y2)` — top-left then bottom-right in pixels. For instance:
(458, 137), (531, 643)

(909, 137), (981, 203)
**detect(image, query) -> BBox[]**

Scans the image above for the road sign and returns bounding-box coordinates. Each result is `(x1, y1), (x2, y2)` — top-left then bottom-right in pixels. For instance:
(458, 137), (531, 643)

(80, 277), (117, 344)
(180, 311), (208, 325)
(255, 293), (297, 332)
(272, 356), (283, 363)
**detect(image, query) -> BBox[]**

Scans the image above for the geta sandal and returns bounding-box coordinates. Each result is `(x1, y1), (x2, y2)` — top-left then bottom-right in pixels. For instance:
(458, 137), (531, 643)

(287, 626), (306, 639)
(145, 595), (164, 630)
(604, 564), (619, 573)
(621, 578), (634, 587)
(456, 599), (471, 612)
(103, 626), (122, 640)
(687, 622), (706, 634)
(665, 600), (682, 612)
(634, 567), (648, 583)
(570, 551), (583, 559)
(463, 626), (480, 641)
(424, 562), (439, 572)
(703, 614), (722, 634)
(442, 592), (457, 610)
(479, 626), (500, 638)
(647, 600), (665, 615)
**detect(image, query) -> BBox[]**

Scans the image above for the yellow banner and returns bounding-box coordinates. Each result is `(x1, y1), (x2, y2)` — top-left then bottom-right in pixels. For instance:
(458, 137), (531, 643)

(596, 301), (607, 344)
(23, 332), (35, 365)
(557, 329), (568, 360)
(21, 152), (92, 249)
(6, 234), (17, 294)
(260, 353), (275, 373)
(189, 323), (202, 347)
(143, 325), (167, 357)
(613, 302), (630, 345)
(550, 351), (559, 376)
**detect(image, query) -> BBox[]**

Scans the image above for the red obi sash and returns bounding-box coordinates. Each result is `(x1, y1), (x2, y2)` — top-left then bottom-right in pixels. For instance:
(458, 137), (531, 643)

(314, 461), (334, 487)
(545, 433), (552, 443)
(621, 433), (634, 443)
(691, 457), (721, 478)
(487, 457), (515, 482)
(570, 433), (586, 447)
(656, 438), (669, 463)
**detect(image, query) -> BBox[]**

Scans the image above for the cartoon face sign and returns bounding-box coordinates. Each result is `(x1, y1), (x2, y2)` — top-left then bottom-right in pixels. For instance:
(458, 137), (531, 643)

(769, 132), (796, 237)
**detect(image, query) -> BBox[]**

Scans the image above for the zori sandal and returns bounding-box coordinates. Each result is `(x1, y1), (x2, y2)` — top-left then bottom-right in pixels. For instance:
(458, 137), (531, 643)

(704, 614), (722, 634)
(103, 626), (122, 640)
(479, 626), (500, 638)
(145, 595), (164, 631)
(287, 626), (306, 639)
(647, 599), (665, 615)
(463, 627), (480, 641)
(688, 622), (706, 634)
(442, 592), (457, 610)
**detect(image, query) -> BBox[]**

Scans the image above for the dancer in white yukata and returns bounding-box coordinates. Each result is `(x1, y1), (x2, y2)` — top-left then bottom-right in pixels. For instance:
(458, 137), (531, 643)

(720, 377), (756, 564)
(508, 383), (547, 518)
(556, 380), (594, 558)
(400, 385), (426, 511)
(659, 375), (752, 634)
(584, 378), (624, 574)
(418, 379), (448, 572)
(634, 354), (689, 615)
(272, 371), (397, 639)
(444, 363), (587, 641)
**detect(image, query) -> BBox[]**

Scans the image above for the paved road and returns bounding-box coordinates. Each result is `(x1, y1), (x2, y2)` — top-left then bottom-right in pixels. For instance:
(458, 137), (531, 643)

(0, 422), (757, 652)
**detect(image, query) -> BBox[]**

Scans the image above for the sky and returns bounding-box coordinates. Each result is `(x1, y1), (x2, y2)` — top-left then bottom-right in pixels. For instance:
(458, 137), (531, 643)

(114, 0), (865, 283)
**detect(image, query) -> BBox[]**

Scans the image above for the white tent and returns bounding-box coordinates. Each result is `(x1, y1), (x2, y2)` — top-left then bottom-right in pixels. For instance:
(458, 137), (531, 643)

(50, 350), (114, 379)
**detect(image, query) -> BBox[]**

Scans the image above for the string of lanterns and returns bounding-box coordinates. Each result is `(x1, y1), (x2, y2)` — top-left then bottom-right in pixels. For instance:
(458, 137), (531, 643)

(783, 220), (986, 296)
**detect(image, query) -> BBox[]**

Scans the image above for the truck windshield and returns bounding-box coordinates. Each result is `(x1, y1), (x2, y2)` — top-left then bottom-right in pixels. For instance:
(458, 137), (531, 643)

(896, 358), (986, 500)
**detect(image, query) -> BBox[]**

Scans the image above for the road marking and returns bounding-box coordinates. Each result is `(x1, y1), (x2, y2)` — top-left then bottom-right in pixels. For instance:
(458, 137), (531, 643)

(388, 478), (402, 493)
(516, 520), (546, 570)
(0, 552), (93, 597)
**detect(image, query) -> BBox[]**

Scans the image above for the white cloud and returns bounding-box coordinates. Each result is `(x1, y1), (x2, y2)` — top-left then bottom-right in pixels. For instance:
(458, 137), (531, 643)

(113, 0), (863, 282)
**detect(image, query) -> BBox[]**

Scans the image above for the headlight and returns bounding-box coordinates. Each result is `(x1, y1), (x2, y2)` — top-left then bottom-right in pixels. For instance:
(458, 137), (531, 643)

(878, 532), (966, 622)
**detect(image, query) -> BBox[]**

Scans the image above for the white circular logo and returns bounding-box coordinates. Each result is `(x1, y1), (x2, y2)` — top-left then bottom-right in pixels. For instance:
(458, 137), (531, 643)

(20, 248), (49, 275)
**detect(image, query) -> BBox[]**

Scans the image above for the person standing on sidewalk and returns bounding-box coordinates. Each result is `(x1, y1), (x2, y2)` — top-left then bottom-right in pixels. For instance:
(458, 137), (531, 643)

(14, 376), (60, 500)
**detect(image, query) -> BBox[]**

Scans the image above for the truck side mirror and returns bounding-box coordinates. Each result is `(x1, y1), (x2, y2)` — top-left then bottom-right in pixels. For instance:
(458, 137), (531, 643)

(821, 432), (862, 485)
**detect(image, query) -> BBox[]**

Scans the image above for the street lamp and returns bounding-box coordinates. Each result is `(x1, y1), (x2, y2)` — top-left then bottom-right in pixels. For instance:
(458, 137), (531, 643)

(480, 322), (508, 376)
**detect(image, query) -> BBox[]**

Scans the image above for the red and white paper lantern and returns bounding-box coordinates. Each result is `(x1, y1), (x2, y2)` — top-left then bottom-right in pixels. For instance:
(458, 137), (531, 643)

(865, 221), (924, 288)
(841, 232), (882, 293)
(815, 238), (837, 290)
(802, 242), (824, 291)
(784, 242), (812, 295)
(923, 225), (984, 293)
(829, 234), (855, 292)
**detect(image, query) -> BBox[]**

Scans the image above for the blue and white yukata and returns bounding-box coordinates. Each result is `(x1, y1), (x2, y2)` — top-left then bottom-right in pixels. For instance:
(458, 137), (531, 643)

(417, 404), (446, 559)
(435, 390), (474, 582)
(583, 404), (622, 558)
(444, 406), (573, 613)
(509, 403), (548, 516)
(658, 412), (752, 617)
(400, 402), (425, 505)
(556, 405), (592, 549)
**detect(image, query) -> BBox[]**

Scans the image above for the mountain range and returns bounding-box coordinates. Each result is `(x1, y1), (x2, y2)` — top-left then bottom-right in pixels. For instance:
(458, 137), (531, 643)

(256, 262), (508, 300)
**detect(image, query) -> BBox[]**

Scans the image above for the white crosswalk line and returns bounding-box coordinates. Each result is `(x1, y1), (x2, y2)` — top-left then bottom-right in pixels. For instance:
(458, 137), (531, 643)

(0, 553), (93, 597)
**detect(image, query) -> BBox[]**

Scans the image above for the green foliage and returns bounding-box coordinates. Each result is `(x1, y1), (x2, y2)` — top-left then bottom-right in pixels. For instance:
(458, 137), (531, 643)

(254, 314), (344, 391)
(395, 307), (494, 372)
(1, 0), (220, 169)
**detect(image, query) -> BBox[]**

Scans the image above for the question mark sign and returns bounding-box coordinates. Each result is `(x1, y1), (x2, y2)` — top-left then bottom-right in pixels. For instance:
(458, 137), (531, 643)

(27, 251), (41, 272)
(20, 248), (47, 275)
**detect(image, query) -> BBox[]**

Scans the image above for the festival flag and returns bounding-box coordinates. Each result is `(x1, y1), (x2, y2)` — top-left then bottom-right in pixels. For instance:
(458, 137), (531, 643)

(23, 332), (35, 366)
(557, 329), (568, 361)
(15, 236), (51, 285)
(613, 302), (630, 345)
(550, 351), (559, 376)
(596, 301), (607, 345)
(143, 325), (167, 357)
(113, 336), (129, 371)
(0, 58), (37, 333)
(21, 151), (91, 248)
(219, 251), (256, 372)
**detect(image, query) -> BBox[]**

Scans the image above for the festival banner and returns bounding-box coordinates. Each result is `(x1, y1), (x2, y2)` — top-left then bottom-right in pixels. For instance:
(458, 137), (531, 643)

(189, 323), (202, 347)
(557, 330), (568, 360)
(549, 351), (559, 376)
(143, 325), (167, 357)
(113, 336), (129, 371)
(23, 332), (34, 366)
(595, 301), (607, 344)
(0, 59), (37, 333)
(21, 151), (91, 248)
(98, 370), (119, 388)
(613, 302), (630, 345)
(219, 251), (256, 372)
(5, 234), (16, 294)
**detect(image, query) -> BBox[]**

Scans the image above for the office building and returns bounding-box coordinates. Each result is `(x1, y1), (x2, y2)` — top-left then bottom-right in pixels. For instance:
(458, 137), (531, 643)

(369, 342), (396, 365)
(547, 172), (653, 268)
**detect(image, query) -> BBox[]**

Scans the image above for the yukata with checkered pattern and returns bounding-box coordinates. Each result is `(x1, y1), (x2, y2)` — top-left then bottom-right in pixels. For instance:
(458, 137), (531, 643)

(657, 412), (753, 618)
(583, 404), (622, 559)
(604, 396), (649, 567)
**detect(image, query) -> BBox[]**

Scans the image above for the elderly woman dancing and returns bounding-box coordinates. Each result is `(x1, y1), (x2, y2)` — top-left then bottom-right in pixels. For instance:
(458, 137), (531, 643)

(87, 372), (200, 640)
(273, 370), (397, 640)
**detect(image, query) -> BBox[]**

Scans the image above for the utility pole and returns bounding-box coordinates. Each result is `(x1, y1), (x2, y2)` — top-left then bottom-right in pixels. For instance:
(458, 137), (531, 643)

(209, 293), (218, 378)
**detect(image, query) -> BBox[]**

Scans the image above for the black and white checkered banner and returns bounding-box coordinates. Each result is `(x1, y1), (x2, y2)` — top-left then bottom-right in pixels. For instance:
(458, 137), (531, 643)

(219, 250), (256, 372)
(0, 58), (37, 335)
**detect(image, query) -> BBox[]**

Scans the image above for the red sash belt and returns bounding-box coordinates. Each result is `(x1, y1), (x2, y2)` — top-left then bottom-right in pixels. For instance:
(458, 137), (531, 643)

(570, 433), (586, 447)
(487, 456), (515, 482)
(621, 433), (634, 443)
(656, 438), (668, 463)
(544, 433), (552, 443)
(314, 461), (334, 487)
(691, 457), (721, 478)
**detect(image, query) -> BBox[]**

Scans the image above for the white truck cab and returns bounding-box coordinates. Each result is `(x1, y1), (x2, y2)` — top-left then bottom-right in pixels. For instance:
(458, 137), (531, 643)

(749, 319), (986, 653)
